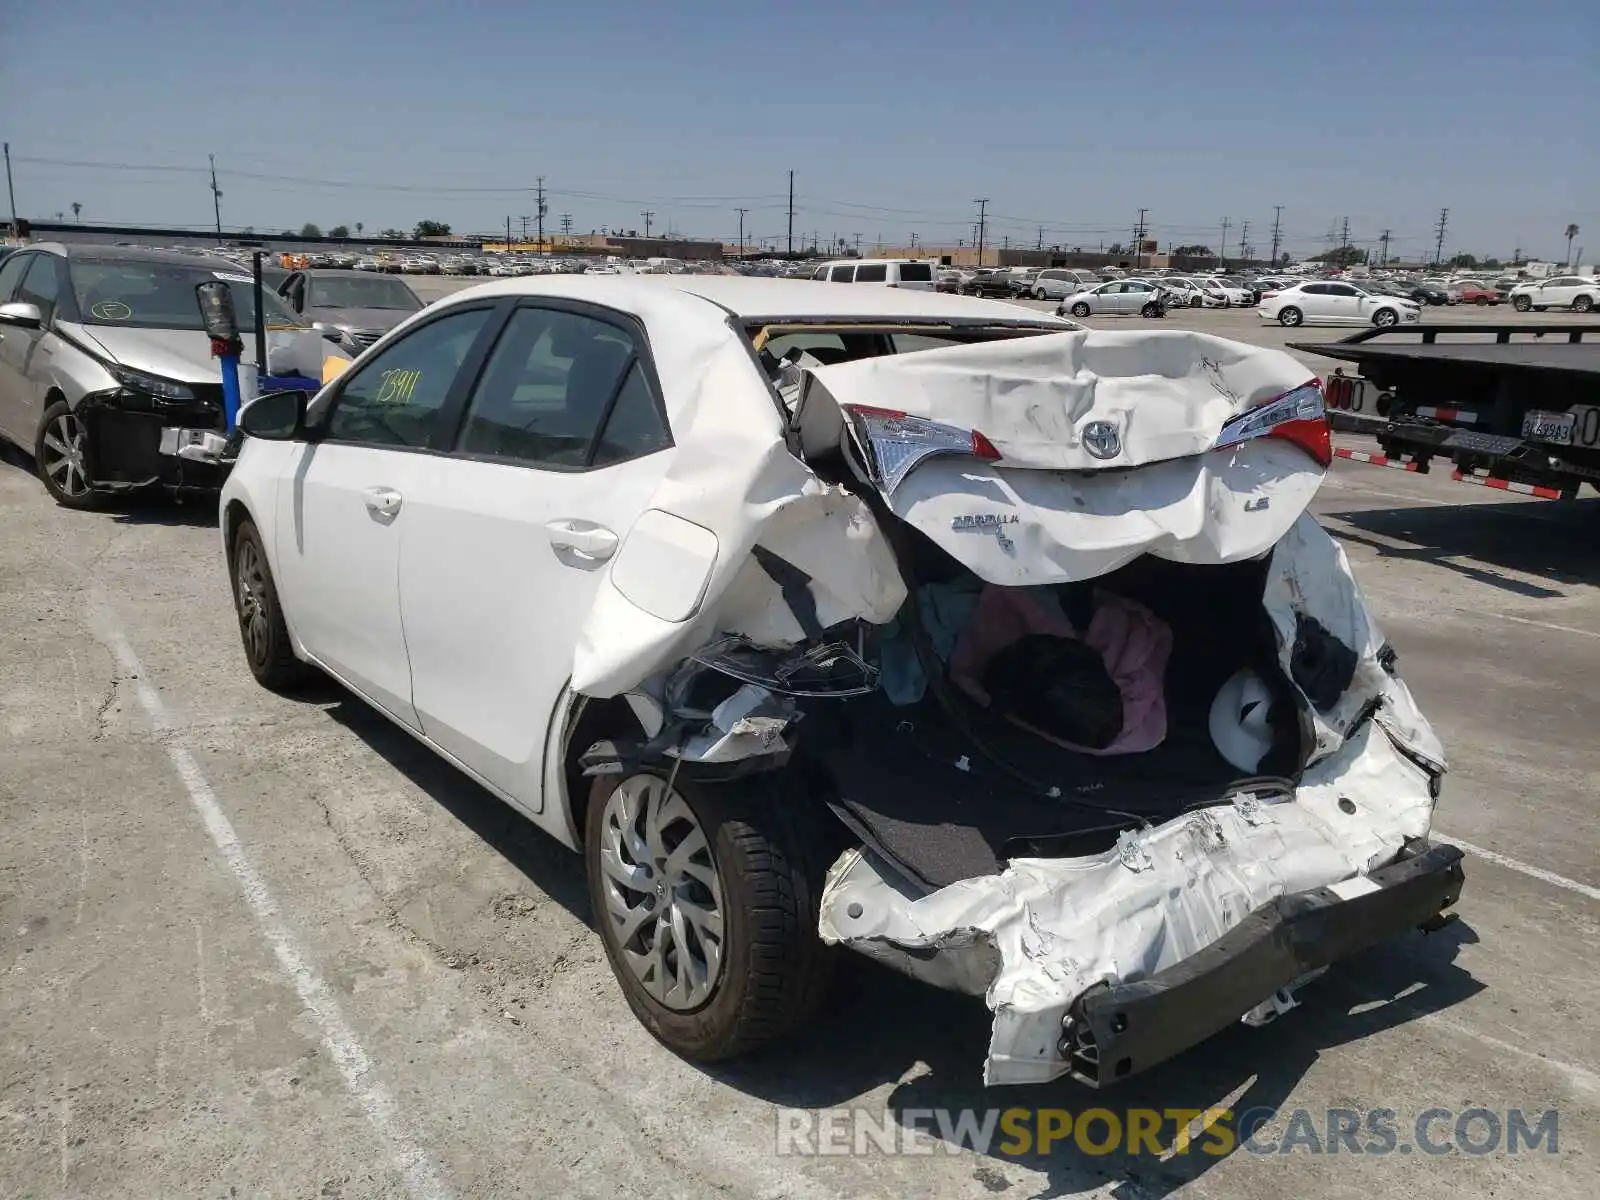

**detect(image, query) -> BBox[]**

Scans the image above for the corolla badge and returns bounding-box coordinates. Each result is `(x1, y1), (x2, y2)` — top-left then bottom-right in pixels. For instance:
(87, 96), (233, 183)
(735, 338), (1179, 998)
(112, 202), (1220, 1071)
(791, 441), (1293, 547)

(1081, 420), (1122, 460)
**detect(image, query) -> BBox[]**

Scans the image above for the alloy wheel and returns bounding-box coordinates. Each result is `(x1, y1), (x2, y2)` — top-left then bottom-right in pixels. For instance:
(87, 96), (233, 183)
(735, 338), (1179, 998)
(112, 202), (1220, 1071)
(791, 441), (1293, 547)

(235, 537), (271, 664)
(40, 412), (90, 499)
(598, 774), (725, 1011)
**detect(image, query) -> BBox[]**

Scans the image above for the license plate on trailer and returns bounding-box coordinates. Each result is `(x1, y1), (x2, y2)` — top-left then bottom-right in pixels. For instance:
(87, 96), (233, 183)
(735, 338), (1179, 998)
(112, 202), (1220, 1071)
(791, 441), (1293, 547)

(1522, 411), (1574, 444)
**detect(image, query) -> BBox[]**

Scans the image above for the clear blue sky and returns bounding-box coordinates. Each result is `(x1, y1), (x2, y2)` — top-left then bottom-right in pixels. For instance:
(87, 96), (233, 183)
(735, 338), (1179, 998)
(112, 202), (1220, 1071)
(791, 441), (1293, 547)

(3, 0), (1595, 261)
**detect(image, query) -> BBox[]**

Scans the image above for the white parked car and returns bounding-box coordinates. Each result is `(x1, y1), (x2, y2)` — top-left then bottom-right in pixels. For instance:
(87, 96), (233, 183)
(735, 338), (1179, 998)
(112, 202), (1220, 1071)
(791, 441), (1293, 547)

(1509, 275), (1599, 313)
(1259, 281), (1421, 328)
(1161, 278), (1227, 308)
(220, 276), (1459, 1087)
(1203, 276), (1253, 306)
(1057, 278), (1167, 317)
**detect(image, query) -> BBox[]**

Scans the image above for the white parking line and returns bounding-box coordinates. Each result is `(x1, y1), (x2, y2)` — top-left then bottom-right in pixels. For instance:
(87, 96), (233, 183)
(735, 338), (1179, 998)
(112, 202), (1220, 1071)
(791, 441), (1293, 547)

(84, 594), (452, 1200)
(1436, 834), (1600, 904)
(1480, 611), (1600, 640)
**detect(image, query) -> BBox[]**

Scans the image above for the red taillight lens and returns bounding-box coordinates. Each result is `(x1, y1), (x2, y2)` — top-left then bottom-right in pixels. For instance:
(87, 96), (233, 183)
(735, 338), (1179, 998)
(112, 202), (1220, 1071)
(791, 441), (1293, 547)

(842, 405), (1001, 492)
(1212, 381), (1331, 468)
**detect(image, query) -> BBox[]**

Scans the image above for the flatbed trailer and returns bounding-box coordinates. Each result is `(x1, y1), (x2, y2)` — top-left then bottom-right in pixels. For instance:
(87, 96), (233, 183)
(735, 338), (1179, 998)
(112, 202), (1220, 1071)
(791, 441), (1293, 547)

(1294, 324), (1600, 499)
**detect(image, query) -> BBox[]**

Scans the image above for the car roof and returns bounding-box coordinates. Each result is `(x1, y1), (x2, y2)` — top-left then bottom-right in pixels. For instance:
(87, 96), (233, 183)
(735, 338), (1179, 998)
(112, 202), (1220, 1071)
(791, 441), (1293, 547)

(440, 274), (1076, 326)
(38, 242), (239, 270)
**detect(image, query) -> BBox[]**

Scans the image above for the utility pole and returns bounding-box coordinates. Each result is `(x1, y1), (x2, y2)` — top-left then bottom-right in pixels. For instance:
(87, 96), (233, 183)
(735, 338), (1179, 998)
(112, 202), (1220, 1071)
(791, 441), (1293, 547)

(519, 215), (530, 243)
(560, 212), (573, 238)
(1433, 208), (1449, 265)
(535, 176), (547, 255)
(209, 152), (223, 240)
(3, 143), (16, 236)
(506, 216), (512, 251)
(1037, 226), (1044, 250)
(641, 210), (655, 238)
(735, 207), (748, 257)
(1219, 217), (1230, 269)
(1339, 217), (1350, 250)
(1133, 208), (1148, 269)
(852, 233), (861, 256)
(786, 170), (794, 256)
(1238, 219), (1250, 264)
(973, 198), (989, 267)
(1269, 205), (1283, 267)
(1378, 229), (1392, 267)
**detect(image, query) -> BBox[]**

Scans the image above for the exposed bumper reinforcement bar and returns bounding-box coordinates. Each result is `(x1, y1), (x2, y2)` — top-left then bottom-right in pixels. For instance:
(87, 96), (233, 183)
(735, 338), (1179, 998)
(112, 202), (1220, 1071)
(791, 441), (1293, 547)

(1063, 842), (1465, 1086)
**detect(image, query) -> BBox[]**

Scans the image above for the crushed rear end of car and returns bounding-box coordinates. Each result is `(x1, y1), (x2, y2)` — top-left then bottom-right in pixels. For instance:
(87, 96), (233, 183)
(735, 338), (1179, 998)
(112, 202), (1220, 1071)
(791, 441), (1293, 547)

(571, 321), (1459, 1086)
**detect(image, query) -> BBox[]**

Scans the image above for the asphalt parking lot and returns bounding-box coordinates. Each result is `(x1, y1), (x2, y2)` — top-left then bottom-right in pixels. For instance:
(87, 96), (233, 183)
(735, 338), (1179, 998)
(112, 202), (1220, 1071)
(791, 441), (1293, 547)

(1, 299), (1596, 1199)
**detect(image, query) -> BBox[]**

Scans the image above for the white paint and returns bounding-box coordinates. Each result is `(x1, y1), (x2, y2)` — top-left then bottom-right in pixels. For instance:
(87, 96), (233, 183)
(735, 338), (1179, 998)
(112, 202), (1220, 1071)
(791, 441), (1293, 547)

(1479, 610), (1600, 641)
(83, 597), (452, 1200)
(1436, 834), (1600, 903)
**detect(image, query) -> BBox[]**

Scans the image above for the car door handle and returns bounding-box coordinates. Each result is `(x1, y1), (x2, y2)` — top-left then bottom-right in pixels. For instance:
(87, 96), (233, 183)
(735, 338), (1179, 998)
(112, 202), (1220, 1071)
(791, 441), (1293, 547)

(362, 487), (403, 520)
(545, 519), (618, 562)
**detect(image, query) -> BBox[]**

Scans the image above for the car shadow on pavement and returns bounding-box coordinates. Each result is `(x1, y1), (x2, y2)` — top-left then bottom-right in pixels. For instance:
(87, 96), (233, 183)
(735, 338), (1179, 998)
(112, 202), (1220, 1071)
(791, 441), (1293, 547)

(319, 694), (593, 921)
(710, 918), (1481, 1198)
(1322, 496), (1600, 597)
(104, 494), (220, 527)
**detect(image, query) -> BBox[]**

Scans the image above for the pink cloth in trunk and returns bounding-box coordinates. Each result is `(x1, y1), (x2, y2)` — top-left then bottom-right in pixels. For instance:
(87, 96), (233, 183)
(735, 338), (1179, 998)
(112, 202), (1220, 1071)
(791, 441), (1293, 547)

(950, 585), (1172, 755)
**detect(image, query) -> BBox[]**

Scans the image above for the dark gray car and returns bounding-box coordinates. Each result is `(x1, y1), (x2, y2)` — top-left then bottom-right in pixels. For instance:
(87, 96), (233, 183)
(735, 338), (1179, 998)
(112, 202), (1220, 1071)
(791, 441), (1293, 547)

(277, 269), (424, 353)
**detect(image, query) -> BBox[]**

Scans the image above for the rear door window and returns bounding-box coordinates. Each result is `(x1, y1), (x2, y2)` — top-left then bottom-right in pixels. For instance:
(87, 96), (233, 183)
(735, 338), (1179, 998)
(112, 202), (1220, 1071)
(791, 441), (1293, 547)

(896, 263), (934, 282)
(456, 305), (669, 470)
(829, 265), (855, 282)
(855, 264), (888, 282)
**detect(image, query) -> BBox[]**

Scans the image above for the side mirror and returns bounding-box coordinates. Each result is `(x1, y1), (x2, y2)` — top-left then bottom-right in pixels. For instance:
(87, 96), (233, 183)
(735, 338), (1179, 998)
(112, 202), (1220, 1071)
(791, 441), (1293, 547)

(0, 301), (43, 330)
(238, 389), (309, 440)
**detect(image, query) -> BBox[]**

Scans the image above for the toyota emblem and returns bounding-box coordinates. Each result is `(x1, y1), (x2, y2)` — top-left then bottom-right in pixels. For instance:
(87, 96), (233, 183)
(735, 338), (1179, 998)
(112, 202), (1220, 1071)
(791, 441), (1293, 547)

(1082, 420), (1122, 460)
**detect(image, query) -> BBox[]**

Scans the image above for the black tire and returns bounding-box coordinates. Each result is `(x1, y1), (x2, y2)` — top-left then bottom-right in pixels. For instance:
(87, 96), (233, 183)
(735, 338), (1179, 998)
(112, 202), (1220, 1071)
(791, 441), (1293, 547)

(1474, 296), (1489, 306)
(1372, 307), (1399, 328)
(586, 770), (835, 1062)
(1032, 288), (1047, 300)
(1277, 306), (1304, 327)
(34, 400), (101, 510)
(1512, 295), (1532, 312)
(1141, 302), (1161, 318)
(1574, 295), (1594, 313)
(1070, 301), (1092, 318)
(230, 518), (308, 691)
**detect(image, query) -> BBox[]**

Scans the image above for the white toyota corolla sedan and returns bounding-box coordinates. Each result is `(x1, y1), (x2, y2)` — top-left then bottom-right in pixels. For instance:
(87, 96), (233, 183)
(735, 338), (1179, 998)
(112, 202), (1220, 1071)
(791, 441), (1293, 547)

(1259, 280), (1422, 328)
(220, 276), (1461, 1087)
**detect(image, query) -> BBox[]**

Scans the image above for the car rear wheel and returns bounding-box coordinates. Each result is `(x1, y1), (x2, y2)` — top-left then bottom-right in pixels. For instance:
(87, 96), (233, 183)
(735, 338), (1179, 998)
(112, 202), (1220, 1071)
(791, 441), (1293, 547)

(1070, 301), (1091, 318)
(1372, 307), (1399, 328)
(231, 518), (308, 691)
(1574, 295), (1594, 313)
(1474, 296), (1489, 306)
(1277, 306), (1303, 327)
(586, 769), (835, 1061)
(34, 401), (100, 510)
(1512, 295), (1532, 312)
(1032, 288), (1047, 300)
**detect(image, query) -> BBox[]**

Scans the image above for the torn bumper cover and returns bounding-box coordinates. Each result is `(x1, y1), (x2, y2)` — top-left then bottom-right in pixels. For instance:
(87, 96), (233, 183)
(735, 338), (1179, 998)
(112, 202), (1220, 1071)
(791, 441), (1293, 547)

(1064, 843), (1463, 1087)
(819, 714), (1453, 1087)
(79, 389), (229, 492)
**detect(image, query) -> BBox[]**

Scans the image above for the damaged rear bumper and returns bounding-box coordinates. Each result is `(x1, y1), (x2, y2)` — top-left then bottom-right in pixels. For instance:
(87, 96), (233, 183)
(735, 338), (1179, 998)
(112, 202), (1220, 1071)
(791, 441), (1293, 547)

(1064, 842), (1463, 1086)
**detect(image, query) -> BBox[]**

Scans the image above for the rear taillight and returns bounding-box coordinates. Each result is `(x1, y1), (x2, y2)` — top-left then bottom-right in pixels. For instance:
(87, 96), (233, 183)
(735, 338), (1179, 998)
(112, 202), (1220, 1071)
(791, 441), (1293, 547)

(1262, 290), (1279, 299)
(1212, 382), (1331, 468)
(842, 404), (1001, 493)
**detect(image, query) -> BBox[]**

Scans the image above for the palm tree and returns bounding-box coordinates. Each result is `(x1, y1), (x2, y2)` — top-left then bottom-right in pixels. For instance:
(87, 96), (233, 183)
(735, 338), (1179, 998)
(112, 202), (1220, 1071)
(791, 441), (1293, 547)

(355, 221), (364, 236)
(71, 202), (82, 222)
(1565, 223), (1579, 267)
